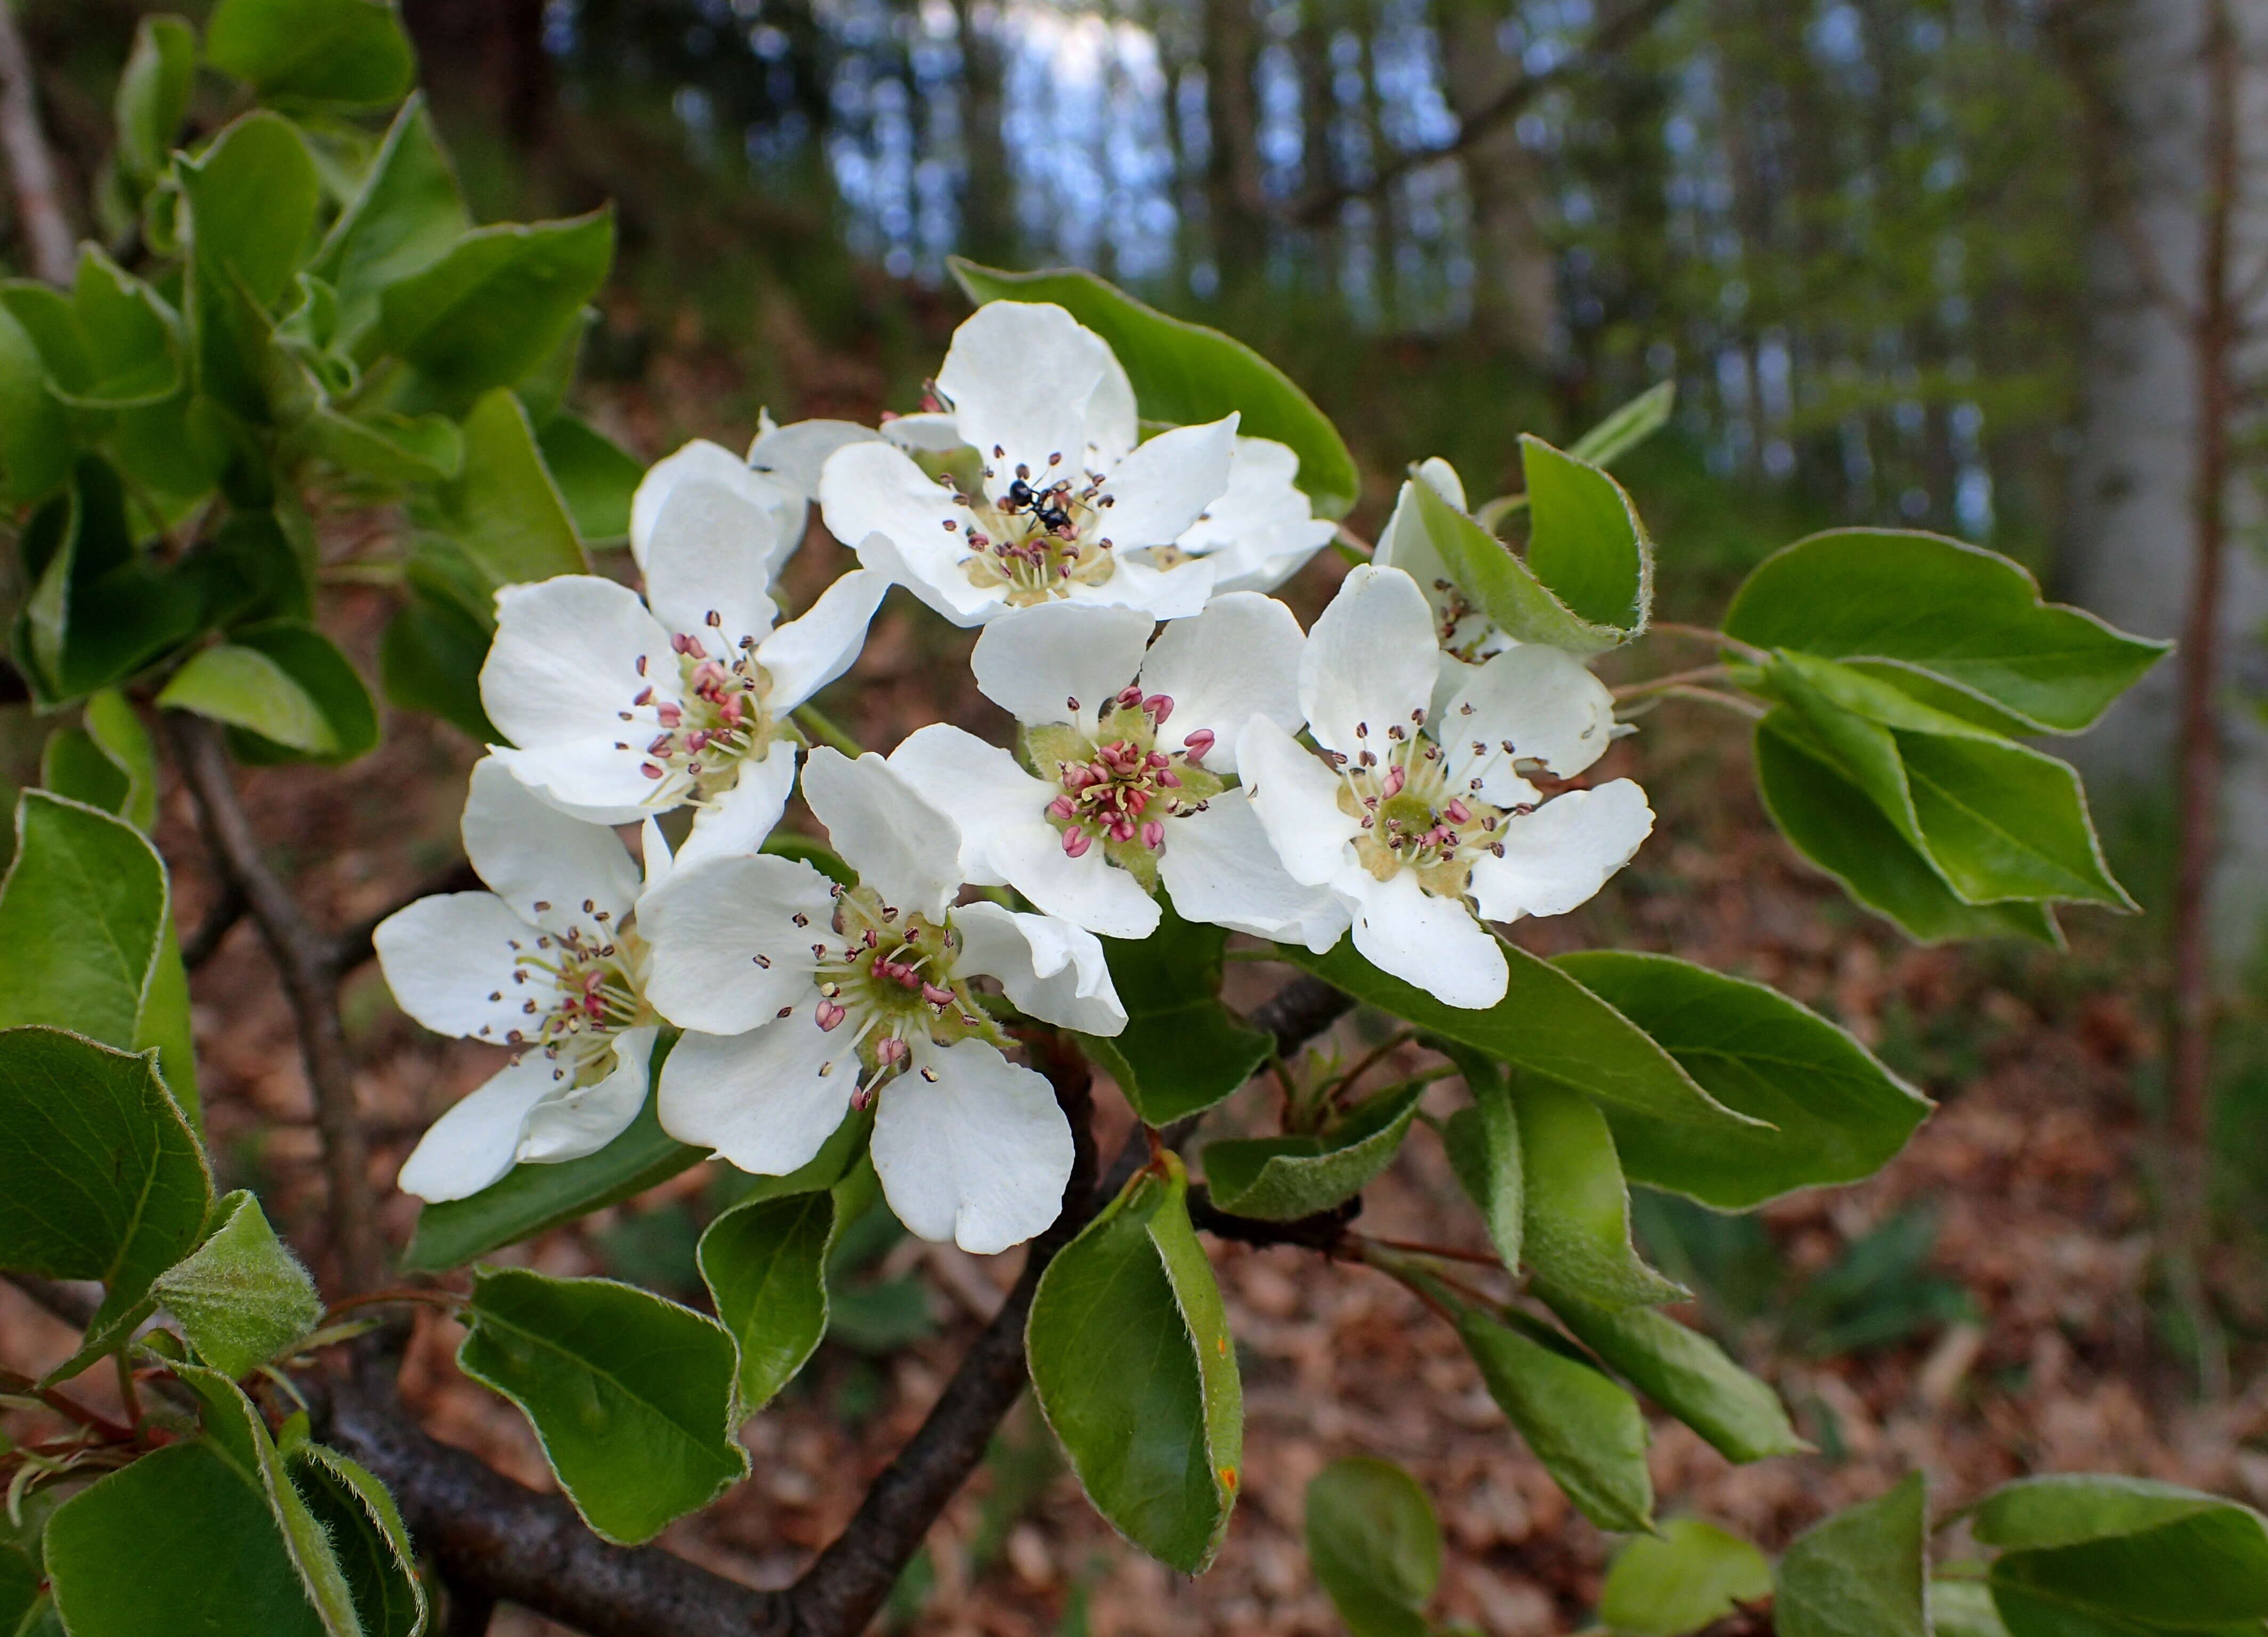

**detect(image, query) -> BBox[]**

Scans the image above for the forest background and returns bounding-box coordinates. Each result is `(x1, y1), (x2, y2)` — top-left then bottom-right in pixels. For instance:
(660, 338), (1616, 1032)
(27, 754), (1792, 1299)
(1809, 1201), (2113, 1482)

(3, 0), (2266, 1631)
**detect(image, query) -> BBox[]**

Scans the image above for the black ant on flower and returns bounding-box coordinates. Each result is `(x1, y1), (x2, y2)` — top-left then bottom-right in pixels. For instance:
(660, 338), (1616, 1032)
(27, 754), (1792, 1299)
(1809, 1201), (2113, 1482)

(1003, 464), (1078, 536)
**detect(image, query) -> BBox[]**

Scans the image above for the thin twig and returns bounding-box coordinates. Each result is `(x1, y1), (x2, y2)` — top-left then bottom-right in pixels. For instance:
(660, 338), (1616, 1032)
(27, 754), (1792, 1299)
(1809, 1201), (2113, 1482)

(180, 878), (249, 970)
(0, 0), (75, 285)
(168, 715), (385, 1294)
(1613, 663), (1734, 702)
(793, 704), (865, 758)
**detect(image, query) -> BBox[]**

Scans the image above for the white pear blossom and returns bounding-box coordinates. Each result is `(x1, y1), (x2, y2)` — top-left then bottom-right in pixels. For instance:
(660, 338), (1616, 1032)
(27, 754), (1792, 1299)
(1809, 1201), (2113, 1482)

(1373, 456), (1513, 676)
(1162, 435), (1338, 594)
(817, 301), (1240, 625)
(376, 759), (667, 1202)
(889, 595), (1348, 949)
(481, 463), (888, 871)
(640, 747), (1124, 1254)
(628, 418), (885, 574)
(1238, 564), (1655, 1010)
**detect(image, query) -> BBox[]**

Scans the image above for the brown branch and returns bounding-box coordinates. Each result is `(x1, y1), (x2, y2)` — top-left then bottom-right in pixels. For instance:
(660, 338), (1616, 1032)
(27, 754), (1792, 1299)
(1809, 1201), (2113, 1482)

(168, 714), (385, 1294)
(0, 0), (73, 285)
(1246, 971), (1353, 1055)
(1286, 0), (1679, 226)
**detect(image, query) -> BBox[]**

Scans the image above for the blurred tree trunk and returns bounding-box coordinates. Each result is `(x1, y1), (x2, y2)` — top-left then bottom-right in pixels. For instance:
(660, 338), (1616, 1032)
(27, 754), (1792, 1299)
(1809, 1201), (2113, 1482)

(1438, 0), (1556, 361)
(1203, 0), (1267, 283)
(402, 0), (554, 152)
(953, 0), (1015, 266)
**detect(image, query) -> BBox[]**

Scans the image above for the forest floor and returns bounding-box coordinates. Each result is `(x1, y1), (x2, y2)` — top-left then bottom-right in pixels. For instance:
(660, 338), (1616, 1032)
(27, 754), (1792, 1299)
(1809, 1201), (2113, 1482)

(7, 335), (2268, 1635)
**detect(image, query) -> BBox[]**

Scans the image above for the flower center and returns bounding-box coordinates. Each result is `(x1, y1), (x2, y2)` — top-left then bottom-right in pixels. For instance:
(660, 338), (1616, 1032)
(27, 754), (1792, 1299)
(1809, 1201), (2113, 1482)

(952, 451), (1120, 607)
(620, 629), (785, 805)
(1330, 711), (1527, 901)
(1024, 693), (1227, 890)
(498, 915), (657, 1087)
(804, 885), (998, 1107)
(1428, 576), (1504, 664)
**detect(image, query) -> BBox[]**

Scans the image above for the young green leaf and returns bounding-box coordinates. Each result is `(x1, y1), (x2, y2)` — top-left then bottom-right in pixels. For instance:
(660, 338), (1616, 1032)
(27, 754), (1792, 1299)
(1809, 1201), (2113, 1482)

(1535, 1287), (1805, 1464)
(1553, 952), (1931, 1210)
(1754, 716), (2061, 945)
(1520, 434), (1653, 635)
(1724, 528), (2169, 734)
(422, 388), (590, 587)
(379, 588), (499, 741)
(305, 407), (464, 484)
(950, 257), (1359, 517)
(206, 0), (416, 107)
(0, 1029), (210, 1377)
(286, 1444), (430, 1637)
(1567, 379), (1676, 468)
(15, 459), (203, 701)
(1929, 1581), (2011, 1637)
(1438, 1047), (1522, 1272)
(1513, 1074), (1684, 1308)
(47, 249), (183, 410)
(77, 691), (160, 831)
(1775, 1472), (1929, 1637)
(0, 1546), (36, 1634)
(380, 213), (615, 403)
(1392, 474), (1626, 653)
(457, 1266), (749, 1545)
(1026, 1155), (1242, 1573)
(314, 96), (470, 350)
(1974, 1476), (2268, 1629)
(1275, 939), (1761, 1136)
(1598, 1518), (1771, 1636)
(0, 297), (71, 505)
(0, 792), (169, 1049)
(180, 112), (323, 311)
(1080, 900), (1271, 1125)
(402, 1093), (706, 1271)
(1202, 1080), (1424, 1221)
(154, 1190), (322, 1379)
(537, 415), (645, 546)
(1303, 1457), (1442, 1637)
(223, 622), (381, 765)
(112, 15), (197, 188)
(1456, 1308), (1654, 1534)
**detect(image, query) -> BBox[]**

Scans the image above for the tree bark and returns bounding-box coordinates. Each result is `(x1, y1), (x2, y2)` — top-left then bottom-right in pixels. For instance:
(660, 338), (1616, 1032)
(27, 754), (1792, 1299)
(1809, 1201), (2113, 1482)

(1437, 0), (1557, 362)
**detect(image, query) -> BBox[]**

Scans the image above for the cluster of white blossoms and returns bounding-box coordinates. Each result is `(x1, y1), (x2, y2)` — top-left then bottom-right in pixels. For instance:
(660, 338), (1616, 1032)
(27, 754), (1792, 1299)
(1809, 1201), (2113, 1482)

(377, 299), (1654, 1252)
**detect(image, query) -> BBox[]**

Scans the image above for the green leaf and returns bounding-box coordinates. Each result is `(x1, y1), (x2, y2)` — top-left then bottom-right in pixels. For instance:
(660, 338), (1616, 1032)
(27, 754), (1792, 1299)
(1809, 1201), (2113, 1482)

(1723, 528), (2169, 734)
(380, 588), (498, 740)
(538, 414), (645, 545)
(1519, 434), (1652, 634)
(306, 407), (463, 483)
(45, 1441), (331, 1637)
(403, 1092), (706, 1271)
(950, 257), (1358, 518)
(220, 623), (380, 765)
(1567, 380), (1676, 468)
(700, 1189), (833, 1417)
(381, 213), (615, 403)
(1775, 1473), (1929, 1637)
(46, 249), (183, 410)
(286, 1444), (429, 1637)
(1974, 1477), (2268, 1629)
(1553, 952), (1932, 1211)
(16, 459), (203, 700)
(206, 0), (416, 107)
(1754, 716), (2061, 945)
(313, 96), (469, 350)
(1203, 1080), (1425, 1220)
(1438, 1047), (1521, 1271)
(154, 1190), (322, 1378)
(1303, 1457), (1441, 1637)
(1026, 1155), (1242, 1573)
(181, 112), (322, 310)
(0, 1029), (210, 1377)
(83, 691), (160, 831)
(1391, 474), (1626, 653)
(457, 1265), (749, 1545)
(0, 298), (71, 505)
(1930, 1581), (2012, 1637)
(41, 726), (129, 814)
(114, 15), (197, 187)
(1535, 1288), (1805, 1464)
(1276, 938), (1761, 1136)
(0, 792), (168, 1049)
(1456, 1307), (1653, 1534)
(1081, 899), (1270, 1125)
(0, 1546), (36, 1634)
(1513, 1073), (1683, 1308)
(157, 628), (357, 759)
(1598, 1517), (1772, 1636)
(423, 388), (589, 586)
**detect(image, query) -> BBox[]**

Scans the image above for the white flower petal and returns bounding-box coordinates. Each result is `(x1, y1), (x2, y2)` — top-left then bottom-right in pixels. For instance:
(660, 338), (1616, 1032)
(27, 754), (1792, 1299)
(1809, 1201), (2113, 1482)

(1468, 779), (1654, 922)
(519, 1025), (657, 1163)
(657, 1016), (856, 1176)
(1341, 868), (1508, 1009)
(986, 824), (1162, 939)
(1084, 345), (1138, 469)
(396, 1051), (558, 1202)
(1095, 416), (1238, 546)
(482, 576), (674, 757)
(374, 892), (534, 1041)
(887, 723), (1053, 886)
(1373, 470), (1505, 658)
(1177, 437), (1334, 595)
(970, 601), (1153, 728)
(878, 410), (966, 452)
(747, 418), (885, 505)
(1095, 553), (1217, 620)
(1443, 642), (1618, 784)
(951, 902), (1127, 1035)
(640, 853), (835, 1034)
(802, 747), (964, 920)
(675, 740), (798, 872)
(630, 439), (798, 573)
(487, 739), (659, 827)
(936, 302), (1109, 502)
(1236, 716), (1359, 887)
(1299, 564), (1441, 761)
(461, 757), (641, 937)
(875, 1038), (1074, 1253)
(1158, 791), (1350, 950)
(755, 568), (889, 709)
(640, 818), (674, 895)
(1137, 592), (1306, 770)
(642, 479), (780, 647)
(821, 442), (999, 625)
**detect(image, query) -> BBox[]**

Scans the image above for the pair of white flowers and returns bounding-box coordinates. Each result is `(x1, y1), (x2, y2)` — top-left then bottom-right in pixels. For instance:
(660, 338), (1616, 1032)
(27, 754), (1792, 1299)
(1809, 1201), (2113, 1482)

(376, 298), (1653, 1254)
